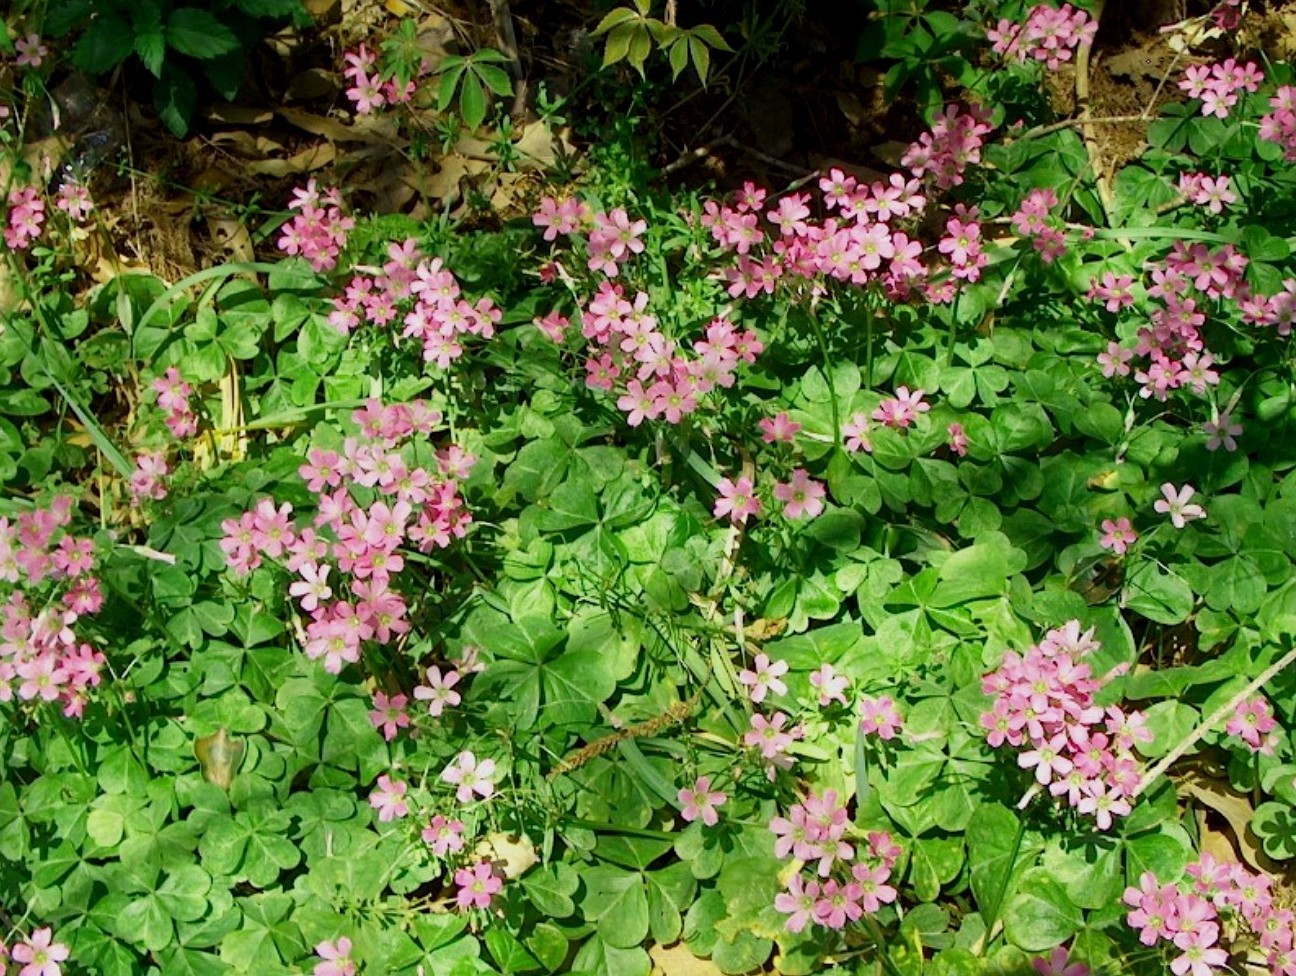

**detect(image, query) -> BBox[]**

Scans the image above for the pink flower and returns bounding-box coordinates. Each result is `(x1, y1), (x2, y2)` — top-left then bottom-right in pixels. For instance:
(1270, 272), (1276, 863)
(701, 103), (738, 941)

(313, 937), (356, 976)
(1203, 411), (1242, 452)
(441, 751), (496, 803)
(737, 653), (789, 704)
(842, 413), (873, 453)
(774, 874), (821, 933)
(1032, 946), (1089, 976)
(421, 815), (466, 856)
(1225, 696), (1279, 753)
(1099, 517), (1137, 555)
(809, 663), (849, 707)
(1153, 483), (1206, 528)
(759, 412), (801, 444)
(15, 34), (48, 69)
(369, 774), (409, 821)
(368, 691), (410, 741)
(714, 477), (762, 524)
(858, 695), (903, 740)
(678, 776), (727, 826)
(413, 666), (462, 717)
(11, 927), (69, 976)
(850, 861), (897, 913)
(455, 860), (503, 909)
(774, 469), (826, 519)
(947, 422), (968, 457)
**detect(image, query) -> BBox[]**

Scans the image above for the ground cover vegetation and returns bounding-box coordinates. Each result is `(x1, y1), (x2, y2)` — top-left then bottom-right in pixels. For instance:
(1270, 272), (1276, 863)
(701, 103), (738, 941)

(2, 0), (1296, 974)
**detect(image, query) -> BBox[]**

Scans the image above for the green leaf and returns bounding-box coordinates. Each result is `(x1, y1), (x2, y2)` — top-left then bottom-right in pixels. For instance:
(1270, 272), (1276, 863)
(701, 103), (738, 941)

(155, 69), (198, 138)
(603, 23), (637, 67)
(592, 7), (643, 36)
(967, 804), (1030, 922)
(1124, 831), (1189, 883)
(581, 865), (650, 949)
(459, 70), (487, 131)
(1139, 701), (1199, 759)
(475, 63), (514, 98)
(133, 6), (166, 77)
(1002, 870), (1083, 952)
(167, 9), (241, 59)
(688, 36), (711, 84)
(1124, 562), (1194, 625)
(72, 15), (134, 73)
(1254, 802), (1296, 859)
(521, 862), (580, 917)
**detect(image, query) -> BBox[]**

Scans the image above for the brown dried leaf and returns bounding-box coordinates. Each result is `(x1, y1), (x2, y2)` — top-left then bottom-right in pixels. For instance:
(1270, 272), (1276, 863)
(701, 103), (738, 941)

(277, 108), (400, 144)
(207, 104), (274, 125)
(247, 142), (338, 176)
(1181, 772), (1271, 872)
(650, 944), (723, 976)
(195, 728), (246, 790)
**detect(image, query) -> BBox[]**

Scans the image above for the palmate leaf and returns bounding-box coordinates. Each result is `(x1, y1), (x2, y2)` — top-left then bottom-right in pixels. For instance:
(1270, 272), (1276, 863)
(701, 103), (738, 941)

(71, 14), (134, 73)
(167, 8), (241, 60)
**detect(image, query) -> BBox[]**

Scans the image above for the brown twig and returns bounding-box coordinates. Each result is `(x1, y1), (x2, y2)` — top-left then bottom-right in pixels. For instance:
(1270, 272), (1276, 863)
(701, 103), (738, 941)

(488, 0), (528, 117)
(1012, 114), (1146, 142)
(1074, 0), (1115, 225)
(1134, 642), (1296, 798)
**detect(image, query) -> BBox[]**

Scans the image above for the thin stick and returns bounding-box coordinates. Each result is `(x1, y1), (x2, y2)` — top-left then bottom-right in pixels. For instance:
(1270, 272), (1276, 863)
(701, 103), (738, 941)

(488, 0), (527, 116)
(1012, 114), (1146, 142)
(1133, 641), (1296, 798)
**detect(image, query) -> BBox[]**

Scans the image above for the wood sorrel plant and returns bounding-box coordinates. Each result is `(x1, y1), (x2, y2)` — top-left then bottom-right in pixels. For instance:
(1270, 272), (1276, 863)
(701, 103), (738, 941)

(4, 4), (1296, 976)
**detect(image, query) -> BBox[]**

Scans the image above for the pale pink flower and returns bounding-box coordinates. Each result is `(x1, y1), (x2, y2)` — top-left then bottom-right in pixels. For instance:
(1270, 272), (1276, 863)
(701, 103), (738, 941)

(369, 774), (409, 821)
(1153, 483), (1206, 528)
(441, 751), (496, 803)
(774, 469), (826, 519)
(314, 937), (356, 976)
(714, 476), (762, 524)
(678, 776), (727, 826)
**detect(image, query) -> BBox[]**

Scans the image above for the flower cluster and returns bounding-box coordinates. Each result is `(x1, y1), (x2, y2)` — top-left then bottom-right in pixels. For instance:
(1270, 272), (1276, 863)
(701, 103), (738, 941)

(0, 498), (107, 719)
(278, 180), (354, 272)
(342, 44), (420, 114)
(1179, 58), (1264, 119)
(220, 399), (472, 674)
(152, 367), (199, 438)
(1125, 855), (1291, 976)
(2, 926), (70, 976)
(535, 267), (762, 428)
(1225, 695), (1279, 755)
(1259, 86), (1296, 162)
(1011, 188), (1066, 262)
(987, 4), (1098, 70)
(129, 451), (170, 502)
(980, 621), (1151, 829)
(903, 103), (995, 190)
(328, 242), (503, 371)
(5, 186), (45, 249)
(771, 792), (900, 934)
(1098, 240), (1253, 403)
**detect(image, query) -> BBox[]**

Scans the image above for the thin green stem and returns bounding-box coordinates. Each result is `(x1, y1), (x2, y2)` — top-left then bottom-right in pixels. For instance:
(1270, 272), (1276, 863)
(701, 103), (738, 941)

(807, 310), (841, 450)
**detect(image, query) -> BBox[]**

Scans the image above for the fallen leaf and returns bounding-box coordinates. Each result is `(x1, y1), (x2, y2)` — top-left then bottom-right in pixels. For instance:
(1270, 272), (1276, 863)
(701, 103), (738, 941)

(247, 142), (338, 176)
(475, 833), (538, 879)
(649, 943), (723, 976)
(195, 728), (246, 790)
(1181, 772), (1274, 872)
